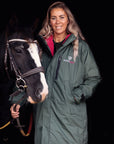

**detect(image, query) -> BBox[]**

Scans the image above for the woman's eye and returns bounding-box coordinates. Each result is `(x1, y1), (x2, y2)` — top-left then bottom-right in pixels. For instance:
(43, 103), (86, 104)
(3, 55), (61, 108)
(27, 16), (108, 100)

(51, 17), (56, 20)
(60, 16), (64, 19)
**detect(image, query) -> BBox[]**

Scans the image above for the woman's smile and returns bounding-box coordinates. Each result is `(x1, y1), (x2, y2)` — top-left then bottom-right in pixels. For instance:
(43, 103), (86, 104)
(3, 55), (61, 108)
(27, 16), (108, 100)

(50, 8), (69, 36)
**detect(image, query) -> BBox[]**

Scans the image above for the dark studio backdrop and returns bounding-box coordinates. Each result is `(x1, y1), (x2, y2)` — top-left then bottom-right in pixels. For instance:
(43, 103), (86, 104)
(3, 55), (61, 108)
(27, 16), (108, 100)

(0, 0), (113, 144)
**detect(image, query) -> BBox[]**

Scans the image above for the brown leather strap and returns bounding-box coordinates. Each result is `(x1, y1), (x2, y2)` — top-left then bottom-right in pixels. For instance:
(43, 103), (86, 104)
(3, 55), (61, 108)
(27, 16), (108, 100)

(21, 67), (44, 78)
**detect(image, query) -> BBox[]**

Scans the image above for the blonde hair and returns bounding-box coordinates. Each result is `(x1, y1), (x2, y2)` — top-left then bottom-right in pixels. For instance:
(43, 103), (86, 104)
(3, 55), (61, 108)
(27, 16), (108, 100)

(39, 1), (85, 59)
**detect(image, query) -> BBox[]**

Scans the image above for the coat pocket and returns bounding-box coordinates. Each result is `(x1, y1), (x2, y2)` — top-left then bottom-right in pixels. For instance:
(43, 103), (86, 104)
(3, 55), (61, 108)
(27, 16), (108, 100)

(64, 80), (82, 117)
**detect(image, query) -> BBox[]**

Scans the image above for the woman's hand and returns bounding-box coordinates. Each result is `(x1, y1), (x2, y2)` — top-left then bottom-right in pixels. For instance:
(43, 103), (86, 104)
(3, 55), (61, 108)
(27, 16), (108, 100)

(10, 104), (20, 119)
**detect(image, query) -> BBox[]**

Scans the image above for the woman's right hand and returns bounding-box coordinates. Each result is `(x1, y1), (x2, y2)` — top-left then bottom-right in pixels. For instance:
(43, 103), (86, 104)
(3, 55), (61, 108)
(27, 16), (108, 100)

(10, 104), (20, 119)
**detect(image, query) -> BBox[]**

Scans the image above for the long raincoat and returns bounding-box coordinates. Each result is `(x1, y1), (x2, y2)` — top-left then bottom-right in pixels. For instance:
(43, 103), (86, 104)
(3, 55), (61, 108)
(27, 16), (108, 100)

(34, 34), (101, 144)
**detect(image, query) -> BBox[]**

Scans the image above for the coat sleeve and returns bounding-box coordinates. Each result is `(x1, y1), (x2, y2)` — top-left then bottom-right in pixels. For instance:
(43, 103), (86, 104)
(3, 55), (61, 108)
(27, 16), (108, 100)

(72, 41), (101, 104)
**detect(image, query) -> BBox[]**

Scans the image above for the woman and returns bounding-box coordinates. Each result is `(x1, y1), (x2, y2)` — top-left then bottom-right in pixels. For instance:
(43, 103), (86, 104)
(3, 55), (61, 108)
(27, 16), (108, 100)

(11, 1), (101, 144)
(34, 1), (101, 144)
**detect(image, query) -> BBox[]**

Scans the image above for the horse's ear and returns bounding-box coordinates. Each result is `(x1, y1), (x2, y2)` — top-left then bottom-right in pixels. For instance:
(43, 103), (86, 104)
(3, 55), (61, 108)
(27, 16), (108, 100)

(32, 18), (39, 34)
(7, 14), (18, 34)
(9, 14), (18, 27)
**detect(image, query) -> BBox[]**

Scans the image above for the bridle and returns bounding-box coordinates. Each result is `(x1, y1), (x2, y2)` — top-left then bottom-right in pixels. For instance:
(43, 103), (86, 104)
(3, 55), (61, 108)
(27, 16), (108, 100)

(5, 39), (44, 94)
(4, 38), (44, 136)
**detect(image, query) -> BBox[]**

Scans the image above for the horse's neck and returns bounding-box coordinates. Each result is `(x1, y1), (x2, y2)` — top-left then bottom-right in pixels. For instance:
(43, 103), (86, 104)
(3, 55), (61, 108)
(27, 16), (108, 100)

(0, 33), (7, 79)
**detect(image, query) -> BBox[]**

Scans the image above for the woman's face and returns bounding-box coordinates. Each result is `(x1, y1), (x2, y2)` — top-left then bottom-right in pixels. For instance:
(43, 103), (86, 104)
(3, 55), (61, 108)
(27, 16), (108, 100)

(50, 8), (69, 36)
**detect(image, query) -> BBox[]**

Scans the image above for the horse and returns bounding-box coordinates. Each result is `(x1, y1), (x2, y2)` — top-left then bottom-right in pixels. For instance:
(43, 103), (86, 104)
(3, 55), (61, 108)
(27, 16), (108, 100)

(0, 16), (48, 142)
(7, 31), (48, 104)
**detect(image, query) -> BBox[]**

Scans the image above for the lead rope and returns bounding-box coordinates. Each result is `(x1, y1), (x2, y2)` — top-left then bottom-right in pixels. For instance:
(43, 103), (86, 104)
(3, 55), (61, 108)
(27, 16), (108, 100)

(0, 111), (33, 136)
(0, 121), (11, 130)
(0, 95), (33, 137)
(16, 111), (33, 137)
(11, 93), (33, 137)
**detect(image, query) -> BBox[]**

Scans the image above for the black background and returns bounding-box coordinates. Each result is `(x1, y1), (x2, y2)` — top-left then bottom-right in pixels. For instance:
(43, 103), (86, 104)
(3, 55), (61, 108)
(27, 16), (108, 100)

(0, 0), (113, 144)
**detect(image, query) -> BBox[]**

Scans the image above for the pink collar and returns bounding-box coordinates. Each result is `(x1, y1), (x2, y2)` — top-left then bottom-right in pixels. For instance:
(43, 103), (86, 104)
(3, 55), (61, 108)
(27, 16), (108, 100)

(45, 34), (71, 56)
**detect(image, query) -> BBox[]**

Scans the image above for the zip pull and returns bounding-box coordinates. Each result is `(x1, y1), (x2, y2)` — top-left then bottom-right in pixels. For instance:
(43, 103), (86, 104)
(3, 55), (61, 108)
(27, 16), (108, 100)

(55, 56), (62, 80)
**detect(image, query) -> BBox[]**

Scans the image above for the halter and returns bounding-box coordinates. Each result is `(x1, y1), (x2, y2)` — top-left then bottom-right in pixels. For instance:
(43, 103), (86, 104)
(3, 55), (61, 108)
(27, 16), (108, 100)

(4, 38), (44, 136)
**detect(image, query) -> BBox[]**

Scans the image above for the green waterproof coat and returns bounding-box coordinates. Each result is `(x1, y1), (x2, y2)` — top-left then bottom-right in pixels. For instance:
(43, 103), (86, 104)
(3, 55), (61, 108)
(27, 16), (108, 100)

(34, 34), (101, 144)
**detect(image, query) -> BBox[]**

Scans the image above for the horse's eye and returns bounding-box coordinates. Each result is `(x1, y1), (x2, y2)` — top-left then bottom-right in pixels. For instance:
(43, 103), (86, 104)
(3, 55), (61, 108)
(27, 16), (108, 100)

(14, 45), (24, 53)
(14, 48), (22, 53)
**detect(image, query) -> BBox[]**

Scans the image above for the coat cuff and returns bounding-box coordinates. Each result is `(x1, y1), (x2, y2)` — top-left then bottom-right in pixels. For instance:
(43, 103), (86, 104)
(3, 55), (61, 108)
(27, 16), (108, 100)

(72, 88), (84, 104)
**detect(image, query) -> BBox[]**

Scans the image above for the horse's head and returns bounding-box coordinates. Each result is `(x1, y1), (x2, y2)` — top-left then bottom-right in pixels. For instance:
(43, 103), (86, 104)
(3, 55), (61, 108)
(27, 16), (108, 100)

(7, 32), (48, 104)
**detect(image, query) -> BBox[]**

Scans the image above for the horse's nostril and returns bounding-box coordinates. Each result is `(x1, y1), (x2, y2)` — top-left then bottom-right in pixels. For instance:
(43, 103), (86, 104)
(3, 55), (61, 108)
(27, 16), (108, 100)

(34, 94), (42, 103)
(35, 87), (42, 96)
(37, 94), (42, 99)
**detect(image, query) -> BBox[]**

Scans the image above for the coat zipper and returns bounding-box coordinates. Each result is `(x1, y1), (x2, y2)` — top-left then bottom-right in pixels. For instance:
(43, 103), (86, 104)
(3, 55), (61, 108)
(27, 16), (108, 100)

(55, 56), (62, 80)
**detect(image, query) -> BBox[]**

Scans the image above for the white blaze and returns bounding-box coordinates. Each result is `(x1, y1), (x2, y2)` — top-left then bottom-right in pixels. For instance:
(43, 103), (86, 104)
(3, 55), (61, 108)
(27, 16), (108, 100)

(28, 43), (48, 102)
